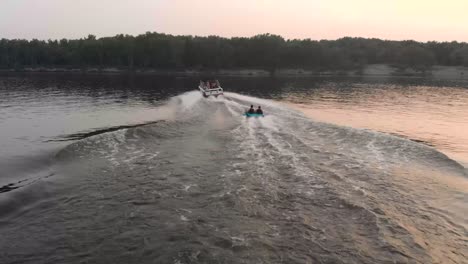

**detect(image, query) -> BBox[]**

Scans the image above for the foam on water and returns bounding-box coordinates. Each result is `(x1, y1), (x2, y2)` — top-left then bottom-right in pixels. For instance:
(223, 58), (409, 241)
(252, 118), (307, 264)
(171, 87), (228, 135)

(1, 91), (467, 264)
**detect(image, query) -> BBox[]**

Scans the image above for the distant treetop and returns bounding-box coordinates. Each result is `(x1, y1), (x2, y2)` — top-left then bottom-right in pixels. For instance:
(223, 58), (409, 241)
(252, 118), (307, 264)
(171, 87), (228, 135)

(1, 32), (467, 71)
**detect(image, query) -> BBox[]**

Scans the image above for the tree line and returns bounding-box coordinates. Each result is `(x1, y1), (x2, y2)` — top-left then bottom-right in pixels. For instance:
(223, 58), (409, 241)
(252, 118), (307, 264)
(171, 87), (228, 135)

(1, 32), (468, 73)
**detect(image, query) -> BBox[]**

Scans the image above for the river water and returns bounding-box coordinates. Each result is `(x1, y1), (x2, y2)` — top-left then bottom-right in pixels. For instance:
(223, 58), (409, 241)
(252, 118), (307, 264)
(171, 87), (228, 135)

(0, 73), (467, 264)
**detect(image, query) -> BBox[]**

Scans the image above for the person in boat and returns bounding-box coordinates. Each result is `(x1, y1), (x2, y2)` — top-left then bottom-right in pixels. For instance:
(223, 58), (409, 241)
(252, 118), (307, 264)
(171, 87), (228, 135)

(256, 106), (263, 115)
(247, 105), (255, 114)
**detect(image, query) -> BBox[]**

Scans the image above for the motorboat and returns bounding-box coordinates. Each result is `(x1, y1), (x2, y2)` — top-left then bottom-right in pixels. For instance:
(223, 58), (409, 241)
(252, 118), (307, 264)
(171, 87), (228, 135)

(199, 80), (223, 97)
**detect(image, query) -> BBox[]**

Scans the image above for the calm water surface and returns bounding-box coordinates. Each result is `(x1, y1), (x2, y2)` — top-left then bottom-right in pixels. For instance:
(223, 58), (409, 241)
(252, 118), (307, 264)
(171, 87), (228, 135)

(0, 73), (467, 264)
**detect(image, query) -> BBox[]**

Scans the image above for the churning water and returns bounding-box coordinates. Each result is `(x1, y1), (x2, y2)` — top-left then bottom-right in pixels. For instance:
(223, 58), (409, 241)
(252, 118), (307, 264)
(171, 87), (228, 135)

(0, 74), (467, 264)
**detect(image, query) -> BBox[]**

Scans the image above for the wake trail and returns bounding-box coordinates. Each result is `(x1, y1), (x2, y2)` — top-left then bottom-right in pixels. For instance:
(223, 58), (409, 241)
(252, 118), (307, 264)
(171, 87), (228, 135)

(1, 90), (467, 264)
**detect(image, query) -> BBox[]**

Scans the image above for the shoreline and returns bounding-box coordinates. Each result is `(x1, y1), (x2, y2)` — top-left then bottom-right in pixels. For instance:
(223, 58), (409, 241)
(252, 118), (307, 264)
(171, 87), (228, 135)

(1, 64), (467, 79)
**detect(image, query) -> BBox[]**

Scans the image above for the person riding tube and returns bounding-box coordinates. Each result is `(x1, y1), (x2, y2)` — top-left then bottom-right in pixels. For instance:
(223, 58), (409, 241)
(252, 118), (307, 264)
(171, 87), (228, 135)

(256, 106), (263, 115)
(247, 105), (255, 114)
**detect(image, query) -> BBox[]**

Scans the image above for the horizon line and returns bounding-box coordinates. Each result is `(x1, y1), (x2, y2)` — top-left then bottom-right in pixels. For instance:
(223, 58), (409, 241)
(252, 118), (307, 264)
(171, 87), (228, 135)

(3, 32), (468, 44)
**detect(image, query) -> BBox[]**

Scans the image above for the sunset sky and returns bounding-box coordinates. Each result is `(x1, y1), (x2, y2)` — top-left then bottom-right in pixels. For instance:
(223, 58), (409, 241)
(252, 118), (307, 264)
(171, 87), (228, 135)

(1, 0), (467, 41)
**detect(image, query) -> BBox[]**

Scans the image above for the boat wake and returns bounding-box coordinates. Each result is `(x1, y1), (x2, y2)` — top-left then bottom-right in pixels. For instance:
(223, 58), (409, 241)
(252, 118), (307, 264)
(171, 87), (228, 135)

(1, 91), (467, 264)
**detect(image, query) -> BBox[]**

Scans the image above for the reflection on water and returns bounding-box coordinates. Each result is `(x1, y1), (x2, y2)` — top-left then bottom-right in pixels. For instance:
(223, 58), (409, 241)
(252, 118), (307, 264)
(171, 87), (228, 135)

(0, 74), (194, 184)
(282, 82), (468, 166)
(1, 73), (467, 184)
(1, 73), (468, 264)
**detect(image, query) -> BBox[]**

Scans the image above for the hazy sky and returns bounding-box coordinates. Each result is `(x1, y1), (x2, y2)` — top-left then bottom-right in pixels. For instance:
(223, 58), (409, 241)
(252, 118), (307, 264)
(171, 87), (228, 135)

(1, 0), (467, 42)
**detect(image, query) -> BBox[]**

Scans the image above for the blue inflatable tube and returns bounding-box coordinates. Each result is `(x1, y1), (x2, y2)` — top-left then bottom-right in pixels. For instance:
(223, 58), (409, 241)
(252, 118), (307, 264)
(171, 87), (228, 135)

(243, 113), (264, 117)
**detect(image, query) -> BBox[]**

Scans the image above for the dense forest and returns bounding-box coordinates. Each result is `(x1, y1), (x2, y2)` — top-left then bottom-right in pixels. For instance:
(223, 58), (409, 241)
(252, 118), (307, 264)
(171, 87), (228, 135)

(1, 32), (468, 73)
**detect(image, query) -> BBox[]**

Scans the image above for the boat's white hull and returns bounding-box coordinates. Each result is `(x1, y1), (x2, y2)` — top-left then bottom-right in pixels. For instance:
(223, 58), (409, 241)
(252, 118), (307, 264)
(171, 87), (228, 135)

(198, 86), (223, 97)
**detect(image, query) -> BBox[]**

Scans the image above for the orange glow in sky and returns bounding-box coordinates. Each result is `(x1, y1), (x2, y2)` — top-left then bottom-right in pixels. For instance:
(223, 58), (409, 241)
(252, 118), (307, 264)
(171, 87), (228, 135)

(156, 0), (468, 41)
(1, 0), (467, 41)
